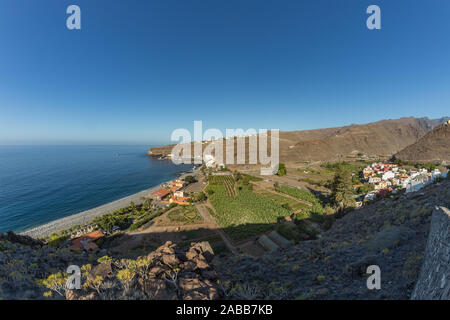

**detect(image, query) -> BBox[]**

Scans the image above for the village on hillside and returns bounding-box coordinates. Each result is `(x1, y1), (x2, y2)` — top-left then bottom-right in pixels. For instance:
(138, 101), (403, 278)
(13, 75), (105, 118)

(360, 162), (447, 202)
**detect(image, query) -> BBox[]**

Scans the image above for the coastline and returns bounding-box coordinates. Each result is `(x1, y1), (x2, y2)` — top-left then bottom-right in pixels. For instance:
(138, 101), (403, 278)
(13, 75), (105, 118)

(19, 167), (199, 239)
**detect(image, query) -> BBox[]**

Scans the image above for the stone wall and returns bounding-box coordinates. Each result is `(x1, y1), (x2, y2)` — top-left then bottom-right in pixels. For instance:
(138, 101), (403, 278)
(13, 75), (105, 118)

(411, 206), (449, 300)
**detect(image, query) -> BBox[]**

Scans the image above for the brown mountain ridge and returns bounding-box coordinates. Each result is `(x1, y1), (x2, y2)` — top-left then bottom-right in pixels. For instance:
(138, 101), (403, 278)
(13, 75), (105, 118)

(149, 117), (449, 163)
(395, 120), (450, 163)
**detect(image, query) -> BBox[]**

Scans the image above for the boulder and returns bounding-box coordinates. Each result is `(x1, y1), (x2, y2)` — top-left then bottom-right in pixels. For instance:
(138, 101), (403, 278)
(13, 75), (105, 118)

(140, 278), (176, 300)
(179, 278), (220, 300)
(194, 258), (210, 270)
(157, 241), (176, 252)
(183, 261), (197, 272)
(90, 262), (113, 280)
(148, 266), (167, 277)
(187, 242), (214, 262)
(66, 290), (98, 300)
(66, 290), (80, 300)
(162, 253), (181, 267)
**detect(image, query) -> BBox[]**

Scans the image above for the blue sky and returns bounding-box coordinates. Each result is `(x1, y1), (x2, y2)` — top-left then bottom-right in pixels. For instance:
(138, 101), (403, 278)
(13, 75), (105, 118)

(0, 0), (449, 145)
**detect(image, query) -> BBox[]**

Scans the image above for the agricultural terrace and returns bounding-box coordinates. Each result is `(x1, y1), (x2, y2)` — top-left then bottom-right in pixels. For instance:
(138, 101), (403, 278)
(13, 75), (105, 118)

(277, 185), (325, 217)
(256, 191), (310, 212)
(294, 161), (368, 188)
(167, 206), (203, 225)
(208, 175), (236, 196)
(278, 185), (322, 205)
(205, 176), (291, 241)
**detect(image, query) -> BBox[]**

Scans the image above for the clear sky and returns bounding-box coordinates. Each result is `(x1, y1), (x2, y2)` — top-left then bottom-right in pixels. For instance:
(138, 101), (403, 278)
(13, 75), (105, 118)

(0, 0), (449, 145)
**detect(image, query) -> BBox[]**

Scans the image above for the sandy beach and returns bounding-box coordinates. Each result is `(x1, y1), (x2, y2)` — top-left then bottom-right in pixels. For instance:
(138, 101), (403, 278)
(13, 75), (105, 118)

(19, 168), (199, 239)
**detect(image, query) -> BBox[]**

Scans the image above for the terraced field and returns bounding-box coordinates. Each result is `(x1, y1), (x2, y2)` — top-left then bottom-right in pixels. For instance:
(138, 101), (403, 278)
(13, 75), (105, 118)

(167, 206), (203, 225)
(206, 182), (291, 241)
(278, 185), (322, 205)
(257, 191), (310, 212)
(209, 175), (236, 197)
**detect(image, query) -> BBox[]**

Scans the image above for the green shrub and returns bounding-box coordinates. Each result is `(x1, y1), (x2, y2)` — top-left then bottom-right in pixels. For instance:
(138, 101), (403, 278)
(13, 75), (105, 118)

(277, 163), (287, 176)
(193, 192), (207, 202)
(309, 211), (325, 224)
(184, 175), (197, 184)
(48, 234), (68, 248)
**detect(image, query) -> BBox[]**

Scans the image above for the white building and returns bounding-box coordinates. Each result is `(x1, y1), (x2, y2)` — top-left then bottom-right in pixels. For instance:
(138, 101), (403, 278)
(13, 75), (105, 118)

(406, 180), (426, 193)
(369, 177), (381, 184)
(204, 154), (217, 168)
(431, 169), (441, 181)
(174, 190), (184, 197)
(364, 193), (377, 201)
(382, 171), (395, 181)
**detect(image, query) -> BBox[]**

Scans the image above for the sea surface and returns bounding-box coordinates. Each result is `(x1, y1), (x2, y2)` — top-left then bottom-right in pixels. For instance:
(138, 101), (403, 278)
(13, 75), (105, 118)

(0, 145), (191, 233)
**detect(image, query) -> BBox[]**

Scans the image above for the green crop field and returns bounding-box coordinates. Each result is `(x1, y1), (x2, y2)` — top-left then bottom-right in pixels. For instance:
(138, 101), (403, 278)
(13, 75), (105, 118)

(209, 175), (236, 196)
(257, 191), (310, 211)
(278, 185), (322, 204)
(206, 182), (290, 241)
(167, 206), (203, 224)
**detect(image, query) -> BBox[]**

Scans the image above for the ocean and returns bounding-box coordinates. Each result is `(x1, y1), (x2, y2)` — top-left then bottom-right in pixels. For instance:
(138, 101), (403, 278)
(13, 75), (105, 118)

(0, 145), (191, 233)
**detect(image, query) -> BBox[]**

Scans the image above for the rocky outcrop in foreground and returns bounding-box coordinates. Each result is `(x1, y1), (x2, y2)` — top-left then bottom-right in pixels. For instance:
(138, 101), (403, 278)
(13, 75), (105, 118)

(0, 232), (221, 300)
(66, 241), (221, 300)
(0, 232), (85, 299)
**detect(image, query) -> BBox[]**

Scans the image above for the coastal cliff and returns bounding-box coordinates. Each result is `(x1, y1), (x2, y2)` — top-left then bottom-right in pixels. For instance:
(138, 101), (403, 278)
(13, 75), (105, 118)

(148, 144), (177, 158)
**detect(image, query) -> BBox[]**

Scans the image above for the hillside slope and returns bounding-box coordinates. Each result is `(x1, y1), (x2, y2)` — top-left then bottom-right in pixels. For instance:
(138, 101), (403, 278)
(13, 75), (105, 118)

(149, 117), (448, 163)
(278, 117), (430, 161)
(1, 179), (449, 300)
(217, 179), (450, 299)
(395, 121), (450, 162)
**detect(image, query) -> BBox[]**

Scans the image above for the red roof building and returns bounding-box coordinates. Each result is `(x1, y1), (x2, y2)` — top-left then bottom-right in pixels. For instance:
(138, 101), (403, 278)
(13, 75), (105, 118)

(151, 189), (171, 200)
(169, 196), (191, 206)
(69, 230), (104, 252)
